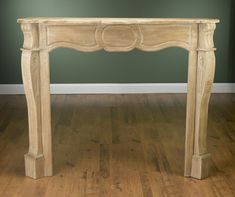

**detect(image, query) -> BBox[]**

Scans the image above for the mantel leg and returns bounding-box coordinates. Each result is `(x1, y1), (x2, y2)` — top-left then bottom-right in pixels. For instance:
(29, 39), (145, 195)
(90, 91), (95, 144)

(22, 50), (52, 179)
(190, 50), (215, 179)
(184, 51), (197, 177)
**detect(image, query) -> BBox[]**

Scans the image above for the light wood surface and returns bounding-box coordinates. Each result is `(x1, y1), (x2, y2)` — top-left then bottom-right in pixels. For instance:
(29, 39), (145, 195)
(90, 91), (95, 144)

(0, 94), (235, 197)
(18, 18), (219, 179)
(17, 17), (219, 24)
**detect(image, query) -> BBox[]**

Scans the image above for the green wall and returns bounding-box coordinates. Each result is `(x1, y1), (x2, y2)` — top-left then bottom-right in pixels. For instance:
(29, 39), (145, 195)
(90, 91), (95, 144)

(0, 0), (233, 84)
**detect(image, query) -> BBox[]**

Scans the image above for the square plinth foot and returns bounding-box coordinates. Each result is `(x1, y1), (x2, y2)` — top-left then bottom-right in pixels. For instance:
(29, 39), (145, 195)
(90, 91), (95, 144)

(191, 153), (211, 179)
(24, 153), (45, 179)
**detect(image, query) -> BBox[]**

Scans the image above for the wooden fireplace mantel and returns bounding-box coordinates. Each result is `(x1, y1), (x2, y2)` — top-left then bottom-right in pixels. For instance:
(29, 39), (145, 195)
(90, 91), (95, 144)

(17, 17), (219, 179)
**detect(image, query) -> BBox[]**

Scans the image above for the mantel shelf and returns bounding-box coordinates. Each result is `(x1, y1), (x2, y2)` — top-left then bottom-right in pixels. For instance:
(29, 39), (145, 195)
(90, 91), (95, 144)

(17, 17), (219, 24)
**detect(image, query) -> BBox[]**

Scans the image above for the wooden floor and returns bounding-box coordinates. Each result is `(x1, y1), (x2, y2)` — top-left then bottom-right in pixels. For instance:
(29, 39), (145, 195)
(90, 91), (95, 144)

(0, 94), (235, 197)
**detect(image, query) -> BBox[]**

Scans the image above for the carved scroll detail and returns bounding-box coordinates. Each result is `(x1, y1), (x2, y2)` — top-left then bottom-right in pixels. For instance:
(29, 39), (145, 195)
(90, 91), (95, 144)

(21, 24), (39, 49)
(138, 24), (192, 51)
(198, 23), (216, 50)
(46, 25), (101, 52)
(190, 23), (216, 179)
(45, 24), (195, 52)
(95, 24), (140, 51)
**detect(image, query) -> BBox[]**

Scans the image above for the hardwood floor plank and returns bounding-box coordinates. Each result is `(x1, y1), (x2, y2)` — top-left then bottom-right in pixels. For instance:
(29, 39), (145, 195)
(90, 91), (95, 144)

(110, 144), (144, 197)
(99, 144), (111, 197)
(0, 94), (235, 196)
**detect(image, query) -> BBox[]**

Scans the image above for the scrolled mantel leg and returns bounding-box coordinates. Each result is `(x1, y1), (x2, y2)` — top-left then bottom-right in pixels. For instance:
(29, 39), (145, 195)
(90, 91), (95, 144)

(190, 50), (215, 179)
(190, 23), (216, 179)
(21, 49), (52, 179)
(184, 50), (197, 177)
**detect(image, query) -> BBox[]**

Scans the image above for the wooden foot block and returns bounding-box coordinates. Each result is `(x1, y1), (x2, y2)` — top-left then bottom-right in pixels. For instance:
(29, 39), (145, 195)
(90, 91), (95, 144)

(24, 154), (45, 179)
(191, 153), (211, 179)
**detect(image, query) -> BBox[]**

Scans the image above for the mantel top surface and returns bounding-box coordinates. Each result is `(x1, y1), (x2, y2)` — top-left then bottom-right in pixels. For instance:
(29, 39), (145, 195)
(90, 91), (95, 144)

(17, 17), (219, 24)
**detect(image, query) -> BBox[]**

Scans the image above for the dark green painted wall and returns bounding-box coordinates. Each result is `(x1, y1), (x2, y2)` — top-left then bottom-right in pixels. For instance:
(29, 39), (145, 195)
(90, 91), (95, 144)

(0, 0), (233, 84)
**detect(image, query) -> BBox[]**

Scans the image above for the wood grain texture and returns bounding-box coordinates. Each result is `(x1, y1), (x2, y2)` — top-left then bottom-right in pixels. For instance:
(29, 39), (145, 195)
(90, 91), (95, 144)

(184, 51), (198, 177)
(21, 23), (52, 178)
(0, 94), (235, 197)
(184, 23), (198, 176)
(21, 50), (45, 179)
(18, 18), (219, 179)
(45, 23), (197, 52)
(191, 23), (216, 179)
(17, 17), (219, 24)
(18, 18), (219, 52)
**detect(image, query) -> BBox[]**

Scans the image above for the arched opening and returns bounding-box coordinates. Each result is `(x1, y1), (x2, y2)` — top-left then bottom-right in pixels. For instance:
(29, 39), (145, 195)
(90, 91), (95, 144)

(49, 47), (189, 176)
(50, 48), (188, 83)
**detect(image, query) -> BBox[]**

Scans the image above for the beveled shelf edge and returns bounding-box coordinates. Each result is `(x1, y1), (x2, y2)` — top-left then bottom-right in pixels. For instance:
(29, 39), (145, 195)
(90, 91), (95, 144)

(17, 17), (220, 24)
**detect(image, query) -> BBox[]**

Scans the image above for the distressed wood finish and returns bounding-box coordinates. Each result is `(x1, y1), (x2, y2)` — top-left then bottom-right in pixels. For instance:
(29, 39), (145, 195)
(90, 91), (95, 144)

(191, 23), (217, 179)
(2, 94), (235, 196)
(17, 18), (219, 179)
(20, 23), (52, 179)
